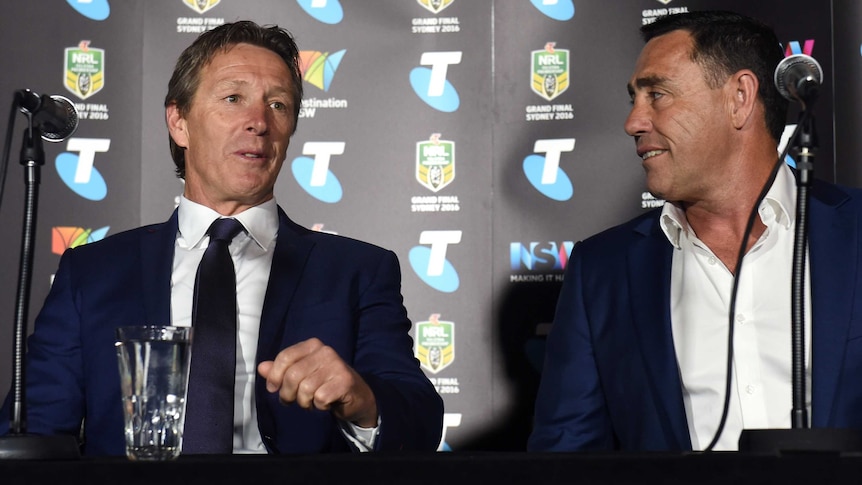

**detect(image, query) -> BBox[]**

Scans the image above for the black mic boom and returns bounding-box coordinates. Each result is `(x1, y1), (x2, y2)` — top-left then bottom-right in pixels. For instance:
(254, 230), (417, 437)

(773, 54), (823, 105)
(15, 89), (79, 142)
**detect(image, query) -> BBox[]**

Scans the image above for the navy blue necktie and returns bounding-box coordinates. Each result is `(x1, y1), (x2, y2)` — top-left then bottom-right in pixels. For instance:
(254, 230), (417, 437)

(183, 217), (244, 454)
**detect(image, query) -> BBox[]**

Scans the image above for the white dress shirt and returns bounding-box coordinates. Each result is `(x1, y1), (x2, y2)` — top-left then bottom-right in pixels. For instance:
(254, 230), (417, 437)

(170, 196), (377, 452)
(661, 164), (812, 451)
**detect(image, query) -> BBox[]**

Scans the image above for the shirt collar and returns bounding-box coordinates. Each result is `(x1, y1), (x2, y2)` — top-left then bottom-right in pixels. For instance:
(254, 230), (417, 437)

(177, 196), (279, 250)
(659, 163), (796, 249)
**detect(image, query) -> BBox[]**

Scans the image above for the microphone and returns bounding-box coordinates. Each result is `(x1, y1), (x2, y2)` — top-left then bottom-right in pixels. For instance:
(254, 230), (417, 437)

(15, 89), (79, 142)
(773, 54), (823, 105)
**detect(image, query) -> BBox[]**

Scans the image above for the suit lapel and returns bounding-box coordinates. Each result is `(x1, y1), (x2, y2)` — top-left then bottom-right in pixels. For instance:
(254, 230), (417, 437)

(255, 207), (316, 361)
(628, 213), (691, 449)
(808, 184), (856, 427)
(140, 210), (177, 326)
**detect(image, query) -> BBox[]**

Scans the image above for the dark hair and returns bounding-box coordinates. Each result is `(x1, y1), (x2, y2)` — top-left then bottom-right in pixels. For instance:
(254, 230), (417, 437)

(164, 20), (303, 178)
(642, 11), (788, 143)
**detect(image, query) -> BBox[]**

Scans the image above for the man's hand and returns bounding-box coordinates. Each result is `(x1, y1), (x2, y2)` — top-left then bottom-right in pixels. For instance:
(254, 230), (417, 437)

(257, 338), (378, 428)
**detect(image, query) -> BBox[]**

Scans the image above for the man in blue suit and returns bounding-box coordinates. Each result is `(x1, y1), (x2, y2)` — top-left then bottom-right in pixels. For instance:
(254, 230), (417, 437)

(529, 11), (862, 451)
(0, 21), (442, 455)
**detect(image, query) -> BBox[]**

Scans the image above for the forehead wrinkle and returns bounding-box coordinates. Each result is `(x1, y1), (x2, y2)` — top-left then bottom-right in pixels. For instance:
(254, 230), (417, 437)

(213, 78), (292, 97)
(215, 78), (249, 89)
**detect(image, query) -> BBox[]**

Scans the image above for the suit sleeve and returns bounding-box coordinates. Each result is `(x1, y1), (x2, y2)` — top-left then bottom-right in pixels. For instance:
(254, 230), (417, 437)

(0, 249), (85, 440)
(528, 242), (615, 451)
(351, 249), (444, 451)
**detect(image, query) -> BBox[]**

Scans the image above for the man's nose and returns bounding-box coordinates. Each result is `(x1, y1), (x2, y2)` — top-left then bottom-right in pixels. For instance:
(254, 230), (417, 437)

(624, 100), (651, 137)
(245, 102), (269, 134)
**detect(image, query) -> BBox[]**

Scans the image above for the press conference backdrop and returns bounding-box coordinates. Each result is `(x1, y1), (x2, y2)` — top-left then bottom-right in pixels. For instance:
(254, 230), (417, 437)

(0, 0), (850, 451)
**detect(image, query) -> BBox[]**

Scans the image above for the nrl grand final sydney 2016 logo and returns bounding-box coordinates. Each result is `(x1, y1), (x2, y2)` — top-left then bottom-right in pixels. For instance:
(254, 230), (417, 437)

(415, 314), (455, 374)
(416, 134), (455, 193)
(531, 42), (569, 102)
(65, 41), (105, 100)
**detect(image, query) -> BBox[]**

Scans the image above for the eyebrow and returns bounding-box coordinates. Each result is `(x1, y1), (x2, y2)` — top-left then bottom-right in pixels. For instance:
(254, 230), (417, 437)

(215, 79), (293, 97)
(626, 75), (668, 96)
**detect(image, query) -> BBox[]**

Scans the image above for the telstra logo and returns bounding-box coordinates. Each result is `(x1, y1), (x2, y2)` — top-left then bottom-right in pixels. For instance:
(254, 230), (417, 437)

(299, 50), (346, 91)
(55, 138), (111, 201)
(410, 52), (462, 112)
(409, 230), (461, 292)
(67, 0), (110, 20)
(291, 142), (345, 203)
(530, 0), (574, 21)
(438, 413), (462, 452)
(522, 138), (575, 201)
(297, 0), (343, 24)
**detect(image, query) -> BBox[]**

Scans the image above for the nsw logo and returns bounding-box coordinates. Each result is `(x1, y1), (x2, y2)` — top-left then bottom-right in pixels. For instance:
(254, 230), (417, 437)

(510, 241), (574, 271)
(56, 138), (111, 201)
(409, 230), (461, 292)
(299, 50), (346, 91)
(297, 0), (344, 24)
(410, 52), (462, 112)
(522, 138), (575, 201)
(291, 142), (345, 203)
(67, 0), (110, 20)
(781, 39), (814, 168)
(52, 226), (110, 255)
(786, 39), (814, 57)
(530, 0), (574, 21)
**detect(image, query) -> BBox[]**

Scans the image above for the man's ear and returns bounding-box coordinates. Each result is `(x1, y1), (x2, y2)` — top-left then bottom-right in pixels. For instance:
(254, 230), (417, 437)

(166, 103), (189, 148)
(729, 69), (758, 130)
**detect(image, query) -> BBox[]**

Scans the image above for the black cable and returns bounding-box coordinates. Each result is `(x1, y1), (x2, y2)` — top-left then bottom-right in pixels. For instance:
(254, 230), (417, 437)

(703, 118), (806, 451)
(0, 92), (20, 216)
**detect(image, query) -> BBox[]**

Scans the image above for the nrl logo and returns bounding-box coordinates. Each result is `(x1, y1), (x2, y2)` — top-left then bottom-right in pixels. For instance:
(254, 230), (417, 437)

(656, 0), (673, 4)
(416, 133), (455, 193)
(417, 0), (454, 14)
(415, 314), (455, 374)
(64, 41), (105, 100)
(183, 0), (220, 14)
(531, 42), (569, 102)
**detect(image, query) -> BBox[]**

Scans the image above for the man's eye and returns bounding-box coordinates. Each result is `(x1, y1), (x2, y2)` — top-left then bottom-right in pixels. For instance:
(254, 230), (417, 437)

(649, 91), (664, 100)
(225, 95), (239, 103)
(270, 101), (286, 110)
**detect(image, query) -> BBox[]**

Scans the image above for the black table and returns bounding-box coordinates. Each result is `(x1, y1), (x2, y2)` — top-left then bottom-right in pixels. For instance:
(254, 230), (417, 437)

(3, 451), (862, 484)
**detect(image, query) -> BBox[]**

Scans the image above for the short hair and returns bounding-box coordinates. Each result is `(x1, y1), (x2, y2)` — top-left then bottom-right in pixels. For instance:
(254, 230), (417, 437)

(642, 11), (789, 143)
(164, 20), (303, 178)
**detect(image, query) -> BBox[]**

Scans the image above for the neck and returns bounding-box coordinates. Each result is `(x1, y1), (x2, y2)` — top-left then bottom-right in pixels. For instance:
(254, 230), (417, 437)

(680, 155), (778, 272)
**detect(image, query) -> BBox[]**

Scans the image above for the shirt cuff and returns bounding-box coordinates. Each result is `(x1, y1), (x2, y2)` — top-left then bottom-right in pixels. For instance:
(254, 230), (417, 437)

(338, 417), (381, 452)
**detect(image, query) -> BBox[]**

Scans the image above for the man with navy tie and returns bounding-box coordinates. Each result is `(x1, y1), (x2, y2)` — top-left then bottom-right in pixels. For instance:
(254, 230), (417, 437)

(0, 20), (443, 455)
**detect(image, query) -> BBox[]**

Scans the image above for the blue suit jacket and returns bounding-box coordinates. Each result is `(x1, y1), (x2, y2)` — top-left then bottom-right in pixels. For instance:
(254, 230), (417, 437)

(529, 180), (862, 451)
(0, 207), (443, 455)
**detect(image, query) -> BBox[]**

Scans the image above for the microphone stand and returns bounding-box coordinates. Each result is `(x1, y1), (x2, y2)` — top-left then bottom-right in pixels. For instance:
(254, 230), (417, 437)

(738, 110), (862, 453)
(790, 113), (815, 431)
(0, 108), (80, 459)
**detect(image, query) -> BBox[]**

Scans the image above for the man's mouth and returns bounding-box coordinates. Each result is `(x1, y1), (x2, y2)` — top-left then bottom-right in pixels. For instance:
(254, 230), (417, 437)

(641, 149), (667, 161)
